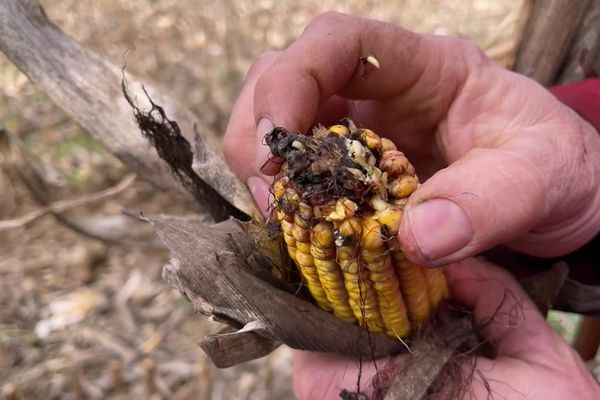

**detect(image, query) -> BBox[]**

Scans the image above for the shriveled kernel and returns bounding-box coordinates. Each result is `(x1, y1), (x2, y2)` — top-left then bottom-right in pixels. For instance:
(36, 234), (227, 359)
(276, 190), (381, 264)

(388, 175), (419, 198)
(358, 129), (382, 153)
(379, 150), (410, 178)
(326, 198), (358, 221)
(313, 201), (336, 219)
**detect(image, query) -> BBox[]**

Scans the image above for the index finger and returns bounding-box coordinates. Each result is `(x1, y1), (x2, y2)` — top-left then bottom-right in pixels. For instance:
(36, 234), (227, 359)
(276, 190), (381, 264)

(253, 12), (487, 138)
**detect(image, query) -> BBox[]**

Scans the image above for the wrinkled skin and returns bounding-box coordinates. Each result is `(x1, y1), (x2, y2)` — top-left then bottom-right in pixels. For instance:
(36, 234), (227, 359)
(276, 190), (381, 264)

(222, 12), (600, 400)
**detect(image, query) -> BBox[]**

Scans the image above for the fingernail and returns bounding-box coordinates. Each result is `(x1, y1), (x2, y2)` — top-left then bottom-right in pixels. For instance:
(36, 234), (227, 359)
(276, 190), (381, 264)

(405, 199), (473, 261)
(256, 118), (278, 174)
(247, 176), (271, 216)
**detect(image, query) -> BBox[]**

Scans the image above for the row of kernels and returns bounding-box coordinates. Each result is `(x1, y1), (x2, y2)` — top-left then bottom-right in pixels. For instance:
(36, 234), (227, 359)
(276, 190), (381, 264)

(360, 218), (411, 337)
(310, 222), (355, 322)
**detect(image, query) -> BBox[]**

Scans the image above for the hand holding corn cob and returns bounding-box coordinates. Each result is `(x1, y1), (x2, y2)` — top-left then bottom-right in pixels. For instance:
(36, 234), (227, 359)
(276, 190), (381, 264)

(223, 11), (600, 400)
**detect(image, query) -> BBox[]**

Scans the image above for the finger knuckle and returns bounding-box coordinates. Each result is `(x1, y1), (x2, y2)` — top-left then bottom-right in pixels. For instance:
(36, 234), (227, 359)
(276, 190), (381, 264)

(455, 38), (489, 67)
(437, 36), (489, 68)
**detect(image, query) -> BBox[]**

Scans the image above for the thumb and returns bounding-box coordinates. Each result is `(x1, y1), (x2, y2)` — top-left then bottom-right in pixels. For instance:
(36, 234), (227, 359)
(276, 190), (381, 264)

(398, 139), (600, 266)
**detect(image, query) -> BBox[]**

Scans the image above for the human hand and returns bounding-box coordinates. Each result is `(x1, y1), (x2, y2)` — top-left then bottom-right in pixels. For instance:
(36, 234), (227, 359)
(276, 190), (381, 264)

(223, 12), (600, 267)
(292, 258), (600, 400)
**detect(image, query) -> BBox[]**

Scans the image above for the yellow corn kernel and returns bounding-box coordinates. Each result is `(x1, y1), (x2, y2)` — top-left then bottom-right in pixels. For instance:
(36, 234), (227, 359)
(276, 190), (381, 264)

(425, 267), (448, 308)
(328, 124), (350, 136)
(379, 150), (411, 178)
(374, 206), (403, 233)
(358, 128), (382, 153)
(388, 175), (419, 198)
(272, 177), (287, 199)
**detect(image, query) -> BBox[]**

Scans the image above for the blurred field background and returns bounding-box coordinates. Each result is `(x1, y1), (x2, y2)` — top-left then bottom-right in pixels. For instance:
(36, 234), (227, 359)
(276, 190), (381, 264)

(1, 1), (578, 399)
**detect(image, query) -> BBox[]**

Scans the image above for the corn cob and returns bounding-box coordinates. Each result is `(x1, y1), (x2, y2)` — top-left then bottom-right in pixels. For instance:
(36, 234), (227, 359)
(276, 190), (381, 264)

(267, 119), (448, 338)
